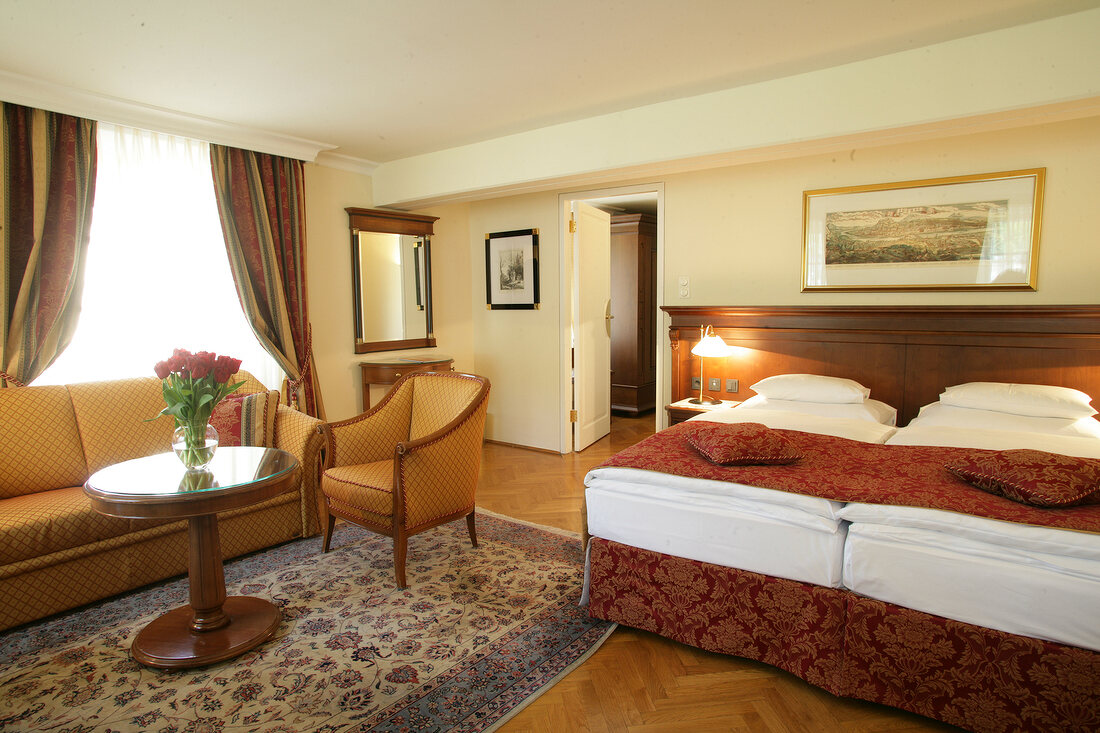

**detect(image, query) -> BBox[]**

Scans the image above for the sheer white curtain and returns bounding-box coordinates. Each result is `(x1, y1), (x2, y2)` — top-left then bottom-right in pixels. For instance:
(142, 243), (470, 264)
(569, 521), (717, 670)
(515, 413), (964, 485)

(35, 123), (284, 388)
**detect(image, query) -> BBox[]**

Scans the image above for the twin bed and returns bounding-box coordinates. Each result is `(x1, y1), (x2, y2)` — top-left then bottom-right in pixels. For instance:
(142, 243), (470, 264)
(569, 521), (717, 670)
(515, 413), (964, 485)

(582, 306), (1100, 733)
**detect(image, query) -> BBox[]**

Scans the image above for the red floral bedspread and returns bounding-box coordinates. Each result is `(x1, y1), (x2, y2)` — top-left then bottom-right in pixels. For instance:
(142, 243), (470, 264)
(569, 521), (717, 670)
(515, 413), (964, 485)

(598, 423), (1100, 533)
(588, 537), (1100, 733)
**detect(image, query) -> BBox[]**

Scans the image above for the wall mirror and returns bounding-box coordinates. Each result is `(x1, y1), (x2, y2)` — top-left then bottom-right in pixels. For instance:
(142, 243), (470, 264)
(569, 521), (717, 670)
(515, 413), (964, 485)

(347, 207), (439, 354)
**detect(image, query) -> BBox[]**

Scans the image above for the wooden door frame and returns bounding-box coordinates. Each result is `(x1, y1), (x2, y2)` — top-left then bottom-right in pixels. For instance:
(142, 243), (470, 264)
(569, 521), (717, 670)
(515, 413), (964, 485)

(557, 183), (665, 453)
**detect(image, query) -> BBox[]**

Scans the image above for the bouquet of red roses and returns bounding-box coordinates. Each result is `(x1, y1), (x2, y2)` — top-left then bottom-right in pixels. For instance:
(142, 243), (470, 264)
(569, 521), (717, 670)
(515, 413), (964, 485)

(153, 349), (244, 468)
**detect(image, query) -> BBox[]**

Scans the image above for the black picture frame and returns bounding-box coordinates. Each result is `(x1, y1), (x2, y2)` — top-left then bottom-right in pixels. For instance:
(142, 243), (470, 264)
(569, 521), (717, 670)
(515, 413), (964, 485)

(485, 228), (540, 310)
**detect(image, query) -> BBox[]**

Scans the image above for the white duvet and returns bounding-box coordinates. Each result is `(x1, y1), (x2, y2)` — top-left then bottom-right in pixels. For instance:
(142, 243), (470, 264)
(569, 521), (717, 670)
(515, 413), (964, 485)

(849, 421), (1100, 651)
(584, 409), (894, 589)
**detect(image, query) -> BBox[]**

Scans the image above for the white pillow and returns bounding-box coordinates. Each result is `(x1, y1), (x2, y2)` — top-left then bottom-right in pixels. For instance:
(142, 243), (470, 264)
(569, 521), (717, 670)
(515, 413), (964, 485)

(738, 395), (897, 425)
(750, 374), (871, 404)
(908, 402), (1100, 439)
(939, 382), (1097, 419)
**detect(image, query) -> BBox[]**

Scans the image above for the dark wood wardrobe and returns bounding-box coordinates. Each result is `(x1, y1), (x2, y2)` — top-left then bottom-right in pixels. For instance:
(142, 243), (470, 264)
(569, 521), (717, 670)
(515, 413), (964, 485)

(610, 212), (657, 415)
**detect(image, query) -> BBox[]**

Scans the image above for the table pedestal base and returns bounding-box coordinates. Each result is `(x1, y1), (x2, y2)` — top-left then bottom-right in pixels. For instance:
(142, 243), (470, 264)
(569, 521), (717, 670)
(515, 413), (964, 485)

(132, 596), (281, 669)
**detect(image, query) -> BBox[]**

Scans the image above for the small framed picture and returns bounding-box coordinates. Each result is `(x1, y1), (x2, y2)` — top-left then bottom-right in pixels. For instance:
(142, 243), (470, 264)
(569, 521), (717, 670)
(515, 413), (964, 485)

(485, 229), (540, 309)
(802, 168), (1044, 291)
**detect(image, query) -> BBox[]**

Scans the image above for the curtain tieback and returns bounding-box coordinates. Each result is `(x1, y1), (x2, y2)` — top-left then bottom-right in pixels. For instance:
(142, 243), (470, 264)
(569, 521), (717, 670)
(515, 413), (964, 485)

(0, 370), (27, 388)
(285, 324), (314, 410)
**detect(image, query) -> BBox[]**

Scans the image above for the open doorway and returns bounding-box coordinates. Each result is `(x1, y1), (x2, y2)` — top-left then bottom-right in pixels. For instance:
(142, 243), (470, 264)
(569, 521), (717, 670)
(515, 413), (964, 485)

(560, 185), (662, 453)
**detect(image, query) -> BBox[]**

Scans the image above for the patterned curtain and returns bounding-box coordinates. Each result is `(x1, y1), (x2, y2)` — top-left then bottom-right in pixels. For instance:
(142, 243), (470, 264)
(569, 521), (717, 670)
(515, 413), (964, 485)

(0, 103), (97, 387)
(209, 145), (324, 418)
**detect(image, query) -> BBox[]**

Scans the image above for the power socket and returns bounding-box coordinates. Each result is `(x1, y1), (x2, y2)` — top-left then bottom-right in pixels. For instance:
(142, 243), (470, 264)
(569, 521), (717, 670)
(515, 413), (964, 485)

(690, 376), (701, 390)
(726, 378), (739, 393)
(708, 377), (721, 391)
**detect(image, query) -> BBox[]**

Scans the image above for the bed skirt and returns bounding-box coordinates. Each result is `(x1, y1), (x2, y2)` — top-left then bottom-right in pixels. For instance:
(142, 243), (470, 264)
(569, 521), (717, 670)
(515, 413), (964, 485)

(587, 537), (1100, 733)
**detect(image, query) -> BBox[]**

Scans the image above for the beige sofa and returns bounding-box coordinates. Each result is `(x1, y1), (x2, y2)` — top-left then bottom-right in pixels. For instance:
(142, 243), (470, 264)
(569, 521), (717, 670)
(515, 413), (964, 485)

(0, 372), (324, 631)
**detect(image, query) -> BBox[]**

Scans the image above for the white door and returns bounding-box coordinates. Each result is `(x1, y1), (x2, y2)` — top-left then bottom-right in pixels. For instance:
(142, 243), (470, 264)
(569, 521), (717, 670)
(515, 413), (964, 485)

(572, 201), (612, 451)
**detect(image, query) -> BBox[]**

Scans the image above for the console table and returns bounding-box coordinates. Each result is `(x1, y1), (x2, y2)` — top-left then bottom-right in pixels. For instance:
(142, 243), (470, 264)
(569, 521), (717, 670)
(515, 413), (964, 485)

(360, 355), (454, 411)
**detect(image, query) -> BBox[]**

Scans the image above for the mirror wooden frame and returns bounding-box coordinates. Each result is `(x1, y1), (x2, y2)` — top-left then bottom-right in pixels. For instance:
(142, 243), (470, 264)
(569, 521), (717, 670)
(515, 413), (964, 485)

(347, 207), (439, 354)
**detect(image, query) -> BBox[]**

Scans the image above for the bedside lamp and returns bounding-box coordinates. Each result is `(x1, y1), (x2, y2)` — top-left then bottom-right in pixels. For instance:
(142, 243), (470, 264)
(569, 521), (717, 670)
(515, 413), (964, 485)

(689, 325), (733, 405)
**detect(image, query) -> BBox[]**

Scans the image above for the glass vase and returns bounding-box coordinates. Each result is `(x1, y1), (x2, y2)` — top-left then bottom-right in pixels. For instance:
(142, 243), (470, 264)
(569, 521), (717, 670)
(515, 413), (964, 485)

(172, 421), (219, 471)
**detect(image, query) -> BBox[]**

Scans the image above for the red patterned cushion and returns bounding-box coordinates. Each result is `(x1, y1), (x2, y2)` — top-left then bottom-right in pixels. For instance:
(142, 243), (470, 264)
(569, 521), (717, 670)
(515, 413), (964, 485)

(946, 449), (1100, 507)
(683, 421), (801, 466)
(209, 390), (279, 448)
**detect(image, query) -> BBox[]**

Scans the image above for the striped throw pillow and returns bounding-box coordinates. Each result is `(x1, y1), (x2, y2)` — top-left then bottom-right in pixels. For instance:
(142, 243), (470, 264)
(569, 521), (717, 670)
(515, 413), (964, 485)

(209, 389), (280, 447)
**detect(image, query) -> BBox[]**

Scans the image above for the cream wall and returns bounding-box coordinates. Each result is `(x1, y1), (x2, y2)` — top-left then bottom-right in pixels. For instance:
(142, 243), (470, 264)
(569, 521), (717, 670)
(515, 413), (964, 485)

(304, 164), (371, 420)
(464, 196), (563, 450)
(305, 116), (1100, 446)
(415, 116), (1100, 451)
(304, 162), (476, 421)
(415, 201), (476, 401)
(662, 116), (1100, 307)
(295, 15), (1100, 442)
(653, 116), (1100, 415)
(373, 9), (1100, 207)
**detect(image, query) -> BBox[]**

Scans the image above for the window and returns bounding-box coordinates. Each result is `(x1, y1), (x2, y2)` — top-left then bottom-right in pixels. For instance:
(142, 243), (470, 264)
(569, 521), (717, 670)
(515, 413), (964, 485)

(35, 124), (284, 388)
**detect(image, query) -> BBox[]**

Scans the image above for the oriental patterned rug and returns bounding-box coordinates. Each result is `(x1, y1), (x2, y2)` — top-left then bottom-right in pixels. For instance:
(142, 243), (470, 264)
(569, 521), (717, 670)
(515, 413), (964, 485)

(0, 512), (613, 732)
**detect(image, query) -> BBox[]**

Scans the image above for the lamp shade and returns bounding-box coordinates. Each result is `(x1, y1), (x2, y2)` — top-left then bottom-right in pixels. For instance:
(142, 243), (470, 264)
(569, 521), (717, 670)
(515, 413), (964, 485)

(691, 326), (733, 358)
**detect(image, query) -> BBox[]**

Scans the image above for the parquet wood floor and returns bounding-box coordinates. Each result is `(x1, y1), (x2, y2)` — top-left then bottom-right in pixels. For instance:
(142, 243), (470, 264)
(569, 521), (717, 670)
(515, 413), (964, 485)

(476, 414), (960, 733)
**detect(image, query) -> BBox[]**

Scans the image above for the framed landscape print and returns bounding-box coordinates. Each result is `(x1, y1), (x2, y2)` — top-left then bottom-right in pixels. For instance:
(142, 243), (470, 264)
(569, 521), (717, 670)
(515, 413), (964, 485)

(802, 168), (1044, 291)
(485, 228), (540, 309)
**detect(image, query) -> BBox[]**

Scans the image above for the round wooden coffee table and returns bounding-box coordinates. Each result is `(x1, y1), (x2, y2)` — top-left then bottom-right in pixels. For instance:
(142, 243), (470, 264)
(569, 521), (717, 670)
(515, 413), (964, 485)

(84, 447), (299, 669)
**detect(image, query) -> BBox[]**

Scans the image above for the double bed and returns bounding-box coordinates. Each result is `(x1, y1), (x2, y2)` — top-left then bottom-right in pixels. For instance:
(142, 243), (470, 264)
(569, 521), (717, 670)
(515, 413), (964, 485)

(582, 306), (1100, 733)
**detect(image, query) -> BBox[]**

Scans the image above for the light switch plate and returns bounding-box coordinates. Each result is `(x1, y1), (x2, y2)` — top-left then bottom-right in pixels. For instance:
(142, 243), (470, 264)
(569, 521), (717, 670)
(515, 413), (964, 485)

(726, 378), (739, 393)
(708, 377), (721, 391)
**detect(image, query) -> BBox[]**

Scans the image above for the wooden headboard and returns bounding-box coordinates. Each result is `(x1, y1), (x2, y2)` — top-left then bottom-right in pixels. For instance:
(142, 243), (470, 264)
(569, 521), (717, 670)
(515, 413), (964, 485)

(663, 306), (1100, 426)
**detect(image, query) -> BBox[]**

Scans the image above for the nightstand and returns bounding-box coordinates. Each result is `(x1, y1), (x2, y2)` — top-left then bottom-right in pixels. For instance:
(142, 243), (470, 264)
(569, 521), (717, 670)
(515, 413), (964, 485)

(665, 398), (741, 425)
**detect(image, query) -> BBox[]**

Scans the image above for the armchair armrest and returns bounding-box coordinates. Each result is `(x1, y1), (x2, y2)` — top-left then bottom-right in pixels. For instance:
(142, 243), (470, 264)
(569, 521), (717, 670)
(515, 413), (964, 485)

(273, 404), (325, 536)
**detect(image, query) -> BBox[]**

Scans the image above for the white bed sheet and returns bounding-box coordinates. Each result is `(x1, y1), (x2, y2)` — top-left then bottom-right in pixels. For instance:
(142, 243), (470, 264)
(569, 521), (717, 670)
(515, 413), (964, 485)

(586, 470), (848, 587)
(842, 516), (1100, 652)
(886, 424), (1100, 458)
(584, 410), (894, 589)
(906, 402), (1100, 439)
(691, 407), (897, 444)
(736, 395), (898, 426)
(847, 424), (1100, 651)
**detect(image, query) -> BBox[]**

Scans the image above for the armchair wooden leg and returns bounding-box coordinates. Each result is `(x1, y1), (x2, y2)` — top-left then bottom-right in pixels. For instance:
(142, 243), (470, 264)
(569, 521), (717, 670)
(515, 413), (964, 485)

(466, 512), (478, 548)
(394, 532), (408, 589)
(321, 512), (336, 553)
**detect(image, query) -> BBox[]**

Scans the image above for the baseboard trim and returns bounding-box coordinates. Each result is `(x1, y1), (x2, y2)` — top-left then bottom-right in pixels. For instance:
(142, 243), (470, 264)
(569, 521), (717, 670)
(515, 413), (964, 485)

(484, 438), (563, 455)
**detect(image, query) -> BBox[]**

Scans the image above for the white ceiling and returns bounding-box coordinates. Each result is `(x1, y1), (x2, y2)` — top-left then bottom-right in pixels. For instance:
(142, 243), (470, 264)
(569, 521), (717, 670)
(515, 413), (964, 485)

(1, 0), (1097, 165)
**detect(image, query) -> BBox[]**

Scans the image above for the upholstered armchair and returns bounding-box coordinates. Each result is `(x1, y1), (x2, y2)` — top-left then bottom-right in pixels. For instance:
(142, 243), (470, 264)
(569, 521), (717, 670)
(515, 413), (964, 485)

(318, 371), (490, 587)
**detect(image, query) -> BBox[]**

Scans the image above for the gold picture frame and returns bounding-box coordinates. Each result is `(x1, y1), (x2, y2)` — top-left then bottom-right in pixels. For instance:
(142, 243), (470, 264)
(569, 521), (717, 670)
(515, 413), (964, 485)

(802, 168), (1044, 291)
